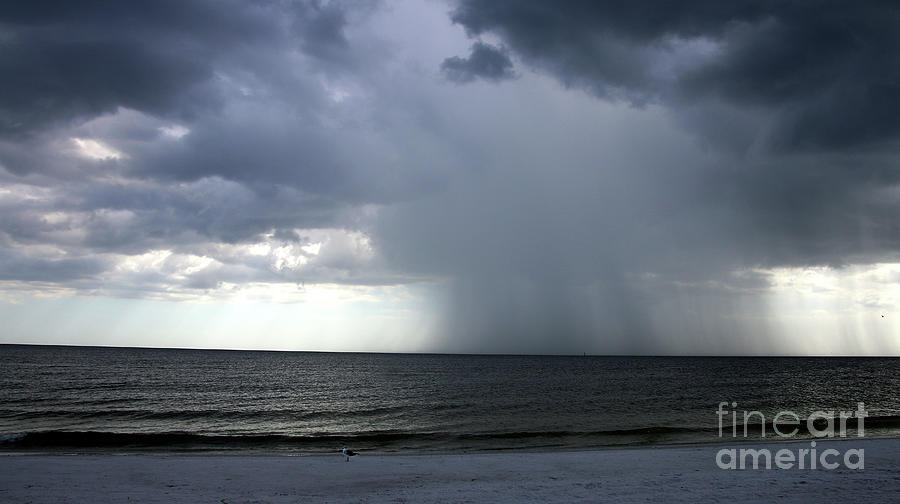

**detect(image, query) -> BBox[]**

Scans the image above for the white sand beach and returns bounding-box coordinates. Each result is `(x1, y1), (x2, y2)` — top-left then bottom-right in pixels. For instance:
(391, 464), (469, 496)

(2, 438), (899, 503)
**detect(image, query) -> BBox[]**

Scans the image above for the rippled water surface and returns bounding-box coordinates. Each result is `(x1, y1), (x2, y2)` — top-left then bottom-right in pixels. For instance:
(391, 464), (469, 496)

(2, 345), (898, 452)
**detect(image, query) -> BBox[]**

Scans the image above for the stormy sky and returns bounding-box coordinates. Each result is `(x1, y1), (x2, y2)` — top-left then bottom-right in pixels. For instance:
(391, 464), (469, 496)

(1, 1), (899, 354)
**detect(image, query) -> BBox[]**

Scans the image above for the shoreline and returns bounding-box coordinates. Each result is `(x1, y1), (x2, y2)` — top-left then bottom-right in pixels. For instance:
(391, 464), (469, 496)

(3, 431), (897, 458)
(3, 437), (898, 503)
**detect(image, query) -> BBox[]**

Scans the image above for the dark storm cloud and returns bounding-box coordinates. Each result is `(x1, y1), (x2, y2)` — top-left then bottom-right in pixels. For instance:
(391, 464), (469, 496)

(1, 0), (899, 353)
(0, 0), (437, 198)
(291, 0), (355, 66)
(0, 0), (442, 198)
(441, 42), (515, 83)
(415, 1), (900, 352)
(0, 0), (364, 138)
(0, 0), (266, 137)
(0, 0), (418, 289)
(374, 0), (900, 353)
(449, 0), (900, 151)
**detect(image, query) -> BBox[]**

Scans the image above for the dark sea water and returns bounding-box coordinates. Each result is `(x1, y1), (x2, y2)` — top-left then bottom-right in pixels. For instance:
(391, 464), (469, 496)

(1, 344), (899, 454)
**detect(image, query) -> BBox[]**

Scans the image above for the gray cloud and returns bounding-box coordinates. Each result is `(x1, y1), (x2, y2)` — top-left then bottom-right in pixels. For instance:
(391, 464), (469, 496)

(441, 42), (515, 83)
(0, 247), (107, 283)
(0, 0), (271, 137)
(449, 0), (900, 151)
(0, 0), (416, 293)
(1, 1), (899, 353)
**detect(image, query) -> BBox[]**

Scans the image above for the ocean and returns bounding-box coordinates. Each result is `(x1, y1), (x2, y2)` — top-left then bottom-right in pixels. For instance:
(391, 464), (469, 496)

(1, 344), (899, 454)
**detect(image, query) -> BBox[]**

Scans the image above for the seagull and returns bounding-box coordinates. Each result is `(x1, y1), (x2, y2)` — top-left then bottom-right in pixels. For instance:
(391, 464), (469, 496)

(341, 447), (358, 462)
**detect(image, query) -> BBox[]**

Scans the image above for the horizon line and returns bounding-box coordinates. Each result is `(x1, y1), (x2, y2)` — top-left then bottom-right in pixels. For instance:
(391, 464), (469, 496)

(2, 342), (898, 358)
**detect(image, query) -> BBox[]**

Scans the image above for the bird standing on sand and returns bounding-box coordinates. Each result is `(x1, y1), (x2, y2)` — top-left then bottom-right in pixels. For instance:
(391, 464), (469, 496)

(341, 447), (358, 462)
